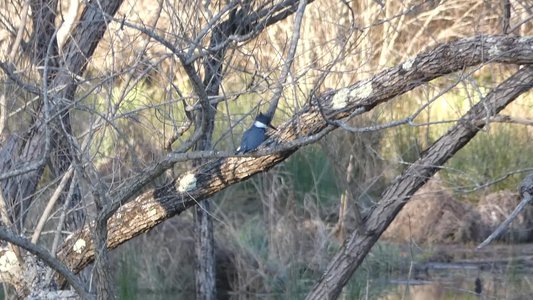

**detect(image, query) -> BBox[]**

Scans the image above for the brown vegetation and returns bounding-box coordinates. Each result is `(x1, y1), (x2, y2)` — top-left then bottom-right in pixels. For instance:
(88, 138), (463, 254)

(477, 190), (533, 243)
(384, 182), (533, 245)
(383, 178), (481, 244)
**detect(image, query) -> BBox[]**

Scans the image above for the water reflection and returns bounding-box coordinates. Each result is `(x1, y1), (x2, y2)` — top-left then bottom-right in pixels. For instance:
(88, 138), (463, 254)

(378, 263), (533, 300)
(380, 282), (478, 300)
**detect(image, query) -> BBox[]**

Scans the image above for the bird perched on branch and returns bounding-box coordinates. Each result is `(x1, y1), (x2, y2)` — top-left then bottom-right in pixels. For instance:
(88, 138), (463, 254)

(236, 112), (276, 154)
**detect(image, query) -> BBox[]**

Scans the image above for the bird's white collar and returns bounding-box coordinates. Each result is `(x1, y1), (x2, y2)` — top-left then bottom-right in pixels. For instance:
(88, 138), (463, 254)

(254, 121), (267, 128)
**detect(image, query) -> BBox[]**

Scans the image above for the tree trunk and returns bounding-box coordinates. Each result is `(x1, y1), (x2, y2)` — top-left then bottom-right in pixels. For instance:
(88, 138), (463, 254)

(191, 7), (257, 298)
(195, 200), (216, 300)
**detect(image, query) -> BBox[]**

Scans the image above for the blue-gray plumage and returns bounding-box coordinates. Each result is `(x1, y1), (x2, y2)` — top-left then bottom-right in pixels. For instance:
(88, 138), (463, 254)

(236, 113), (274, 154)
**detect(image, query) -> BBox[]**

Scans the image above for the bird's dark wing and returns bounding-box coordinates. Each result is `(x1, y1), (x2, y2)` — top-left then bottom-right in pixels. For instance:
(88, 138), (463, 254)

(236, 128), (252, 153)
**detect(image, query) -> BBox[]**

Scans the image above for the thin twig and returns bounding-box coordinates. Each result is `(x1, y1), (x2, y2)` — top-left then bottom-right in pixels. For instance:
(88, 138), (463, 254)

(45, 171), (79, 286)
(8, 0), (30, 62)
(485, 114), (533, 126)
(0, 93), (6, 138)
(31, 167), (74, 244)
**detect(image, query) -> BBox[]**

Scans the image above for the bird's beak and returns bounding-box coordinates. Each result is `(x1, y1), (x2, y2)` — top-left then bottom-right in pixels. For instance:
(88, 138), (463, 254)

(269, 124), (277, 130)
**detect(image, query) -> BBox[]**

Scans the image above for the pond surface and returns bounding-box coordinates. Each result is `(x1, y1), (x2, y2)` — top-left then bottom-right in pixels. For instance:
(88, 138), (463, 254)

(376, 244), (533, 300)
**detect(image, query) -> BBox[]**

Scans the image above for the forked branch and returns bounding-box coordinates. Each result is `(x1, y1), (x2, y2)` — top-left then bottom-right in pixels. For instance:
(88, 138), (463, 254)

(57, 35), (533, 279)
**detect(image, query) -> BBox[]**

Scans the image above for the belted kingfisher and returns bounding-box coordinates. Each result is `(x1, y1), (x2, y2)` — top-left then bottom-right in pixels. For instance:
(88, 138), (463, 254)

(236, 113), (276, 154)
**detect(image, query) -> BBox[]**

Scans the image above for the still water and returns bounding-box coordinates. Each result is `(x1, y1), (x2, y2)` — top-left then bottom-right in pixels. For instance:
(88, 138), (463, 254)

(377, 256), (533, 299)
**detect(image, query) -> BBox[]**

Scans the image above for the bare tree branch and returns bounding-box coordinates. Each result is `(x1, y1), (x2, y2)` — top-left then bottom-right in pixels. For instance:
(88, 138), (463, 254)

(31, 167), (73, 243)
(305, 66), (533, 299)
(477, 172), (533, 249)
(485, 114), (533, 126)
(265, 0), (307, 118)
(56, 35), (533, 276)
(7, 0), (30, 62)
(502, 0), (511, 34)
(94, 34), (533, 226)
(0, 227), (93, 300)
(476, 193), (532, 249)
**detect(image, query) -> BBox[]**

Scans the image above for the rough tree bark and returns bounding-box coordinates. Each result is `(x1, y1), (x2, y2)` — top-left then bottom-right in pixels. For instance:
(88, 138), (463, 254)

(56, 35), (533, 277)
(2, 0), (61, 230)
(184, 5), (260, 298)
(190, 24), (221, 300)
